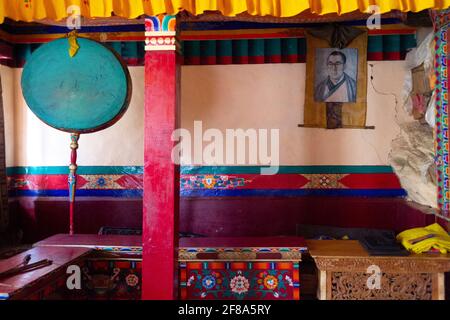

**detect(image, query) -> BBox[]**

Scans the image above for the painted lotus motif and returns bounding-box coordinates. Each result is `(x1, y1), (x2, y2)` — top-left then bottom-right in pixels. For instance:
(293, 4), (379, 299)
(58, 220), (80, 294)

(203, 175), (216, 189)
(230, 275), (250, 295)
(125, 274), (139, 287)
(202, 275), (216, 289)
(263, 275), (278, 290)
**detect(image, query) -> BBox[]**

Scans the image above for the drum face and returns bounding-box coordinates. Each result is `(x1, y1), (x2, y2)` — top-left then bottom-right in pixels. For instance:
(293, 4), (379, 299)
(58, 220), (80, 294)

(21, 38), (131, 133)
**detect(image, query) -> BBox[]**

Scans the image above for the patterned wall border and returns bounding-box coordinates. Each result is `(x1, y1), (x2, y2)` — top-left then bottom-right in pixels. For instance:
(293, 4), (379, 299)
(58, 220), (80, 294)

(0, 18), (416, 67)
(6, 166), (406, 198)
(433, 10), (450, 219)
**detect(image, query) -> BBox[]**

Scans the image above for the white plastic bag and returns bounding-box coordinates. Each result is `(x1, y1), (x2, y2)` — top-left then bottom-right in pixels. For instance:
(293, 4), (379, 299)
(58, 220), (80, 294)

(425, 90), (436, 128)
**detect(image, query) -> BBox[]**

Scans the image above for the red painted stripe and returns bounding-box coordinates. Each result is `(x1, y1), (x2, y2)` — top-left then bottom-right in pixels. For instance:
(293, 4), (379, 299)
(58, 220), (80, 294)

(293, 269), (299, 282)
(201, 56), (216, 65)
(249, 56), (265, 64)
(282, 54), (299, 63)
(383, 52), (402, 60)
(115, 261), (131, 269)
(180, 288), (187, 300)
(233, 56), (249, 64)
(231, 262), (247, 270)
(276, 262), (293, 270)
(183, 55), (305, 65)
(180, 29), (413, 41)
(368, 29), (416, 35)
(184, 56), (201, 65)
(217, 56), (233, 64)
(180, 268), (186, 282)
(339, 173), (402, 189)
(187, 262), (202, 270)
(253, 262), (270, 269)
(266, 55), (282, 63)
(294, 288), (300, 300)
(9, 174), (146, 190)
(123, 57), (139, 65)
(368, 52), (384, 60)
(209, 262), (226, 269)
(13, 36), (146, 44)
(116, 174), (143, 189)
(10, 173), (402, 191)
(9, 174), (72, 190)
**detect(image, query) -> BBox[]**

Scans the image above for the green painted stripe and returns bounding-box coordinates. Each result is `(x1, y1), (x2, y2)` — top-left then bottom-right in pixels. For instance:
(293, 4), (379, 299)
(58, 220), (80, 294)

(282, 38), (298, 56)
(382, 34), (401, 53)
(183, 35), (415, 60)
(368, 35), (383, 53)
(180, 166), (394, 174)
(184, 41), (200, 57)
(233, 39), (248, 57)
(200, 40), (216, 57)
(217, 40), (232, 57)
(7, 166), (143, 175)
(265, 38), (281, 56)
(249, 39), (265, 56)
(7, 165), (395, 175)
(401, 34), (417, 51)
(297, 38), (306, 55)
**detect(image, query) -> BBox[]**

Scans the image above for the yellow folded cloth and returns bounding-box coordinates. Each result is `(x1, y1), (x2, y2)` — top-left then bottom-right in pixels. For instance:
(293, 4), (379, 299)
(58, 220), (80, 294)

(396, 223), (450, 254)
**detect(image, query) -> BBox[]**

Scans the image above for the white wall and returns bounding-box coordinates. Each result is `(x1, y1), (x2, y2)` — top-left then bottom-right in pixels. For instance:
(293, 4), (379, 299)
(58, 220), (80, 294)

(11, 67), (144, 167)
(1, 65), (15, 167)
(182, 62), (408, 165)
(3, 61), (409, 167)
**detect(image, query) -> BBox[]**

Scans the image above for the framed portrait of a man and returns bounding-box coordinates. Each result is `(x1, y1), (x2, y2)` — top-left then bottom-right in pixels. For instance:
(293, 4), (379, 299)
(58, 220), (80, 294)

(314, 48), (358, 103)
(304, 30), (368, 128)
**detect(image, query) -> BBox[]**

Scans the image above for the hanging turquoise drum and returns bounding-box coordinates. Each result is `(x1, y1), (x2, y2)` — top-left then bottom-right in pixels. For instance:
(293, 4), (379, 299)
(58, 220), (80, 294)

(21, 37), (132, 133)
(21, 36), (132, 234)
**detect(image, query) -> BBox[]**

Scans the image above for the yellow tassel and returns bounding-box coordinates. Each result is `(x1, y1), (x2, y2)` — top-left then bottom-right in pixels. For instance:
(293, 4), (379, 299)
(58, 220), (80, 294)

(67, 30), (80, 58)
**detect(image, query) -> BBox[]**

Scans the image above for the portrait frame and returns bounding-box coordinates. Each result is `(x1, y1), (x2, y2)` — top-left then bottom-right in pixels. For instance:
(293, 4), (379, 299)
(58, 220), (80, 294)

(304, 31), (368, 128)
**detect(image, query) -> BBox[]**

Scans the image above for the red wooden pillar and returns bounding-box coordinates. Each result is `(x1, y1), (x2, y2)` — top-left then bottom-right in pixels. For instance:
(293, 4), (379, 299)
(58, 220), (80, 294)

(142, 16), (180, 300)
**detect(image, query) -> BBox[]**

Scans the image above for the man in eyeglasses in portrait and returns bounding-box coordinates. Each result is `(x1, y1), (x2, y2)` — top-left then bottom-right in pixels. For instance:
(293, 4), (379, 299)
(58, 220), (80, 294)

(314, 50), (357, 103)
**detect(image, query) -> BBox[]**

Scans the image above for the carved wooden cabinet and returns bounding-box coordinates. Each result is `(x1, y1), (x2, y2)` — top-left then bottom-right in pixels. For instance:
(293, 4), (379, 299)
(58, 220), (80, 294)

(307, 240), (450, 300)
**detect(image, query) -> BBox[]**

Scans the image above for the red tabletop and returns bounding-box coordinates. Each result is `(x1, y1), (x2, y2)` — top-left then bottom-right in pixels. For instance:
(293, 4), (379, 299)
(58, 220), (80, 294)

(34, 234), (307, 250)
(34, 234), (142, 250)
(0, 246), (90, 299)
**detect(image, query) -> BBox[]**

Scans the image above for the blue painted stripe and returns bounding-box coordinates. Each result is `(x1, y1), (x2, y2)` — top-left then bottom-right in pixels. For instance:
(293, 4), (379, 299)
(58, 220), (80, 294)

(0, 23), (144, 35)
(8, 188), (406, 198)
(0, 18), (405, 35)
(179, 18), (405, 31)
(180, 189), (407, 197)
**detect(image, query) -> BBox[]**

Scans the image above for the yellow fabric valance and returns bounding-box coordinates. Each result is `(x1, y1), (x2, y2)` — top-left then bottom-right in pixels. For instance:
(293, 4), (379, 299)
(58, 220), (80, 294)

(1, 0), (449, 23)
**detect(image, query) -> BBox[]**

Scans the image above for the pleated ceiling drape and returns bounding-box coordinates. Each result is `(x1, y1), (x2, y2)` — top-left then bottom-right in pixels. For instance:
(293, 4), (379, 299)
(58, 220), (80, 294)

(0, 0), (449, 22)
